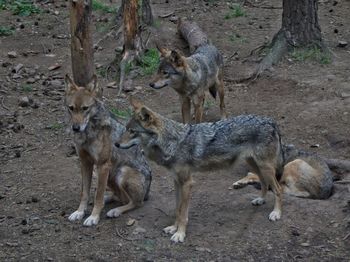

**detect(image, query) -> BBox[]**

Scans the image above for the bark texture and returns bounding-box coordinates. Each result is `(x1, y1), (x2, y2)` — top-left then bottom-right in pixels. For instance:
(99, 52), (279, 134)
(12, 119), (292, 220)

(281, 0), (322, 47)
(177, 18), (209, 54)
(69, 0), (94, 86)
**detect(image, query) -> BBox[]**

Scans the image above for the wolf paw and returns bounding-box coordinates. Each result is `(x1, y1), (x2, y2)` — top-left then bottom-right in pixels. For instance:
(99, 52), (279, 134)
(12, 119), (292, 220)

(170, 231), (186, 243)
(106, 208), (122, 218)
(68, 210), (85, 221)
(269, 210), (281, 221)
(83, 215), (100, 226)
(251, 197), (265, 206)
(163, 225), (178, 235)
(232, 181), (247, 189)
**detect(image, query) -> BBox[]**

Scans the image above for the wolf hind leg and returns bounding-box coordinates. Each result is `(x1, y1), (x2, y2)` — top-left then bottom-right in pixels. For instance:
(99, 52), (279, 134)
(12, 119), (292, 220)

(216, 71), (227, 119)
(107, 166), (144, 218)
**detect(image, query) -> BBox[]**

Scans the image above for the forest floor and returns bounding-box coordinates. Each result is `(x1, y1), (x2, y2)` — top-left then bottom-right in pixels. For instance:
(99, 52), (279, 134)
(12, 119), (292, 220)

(1, 0), (350, 261)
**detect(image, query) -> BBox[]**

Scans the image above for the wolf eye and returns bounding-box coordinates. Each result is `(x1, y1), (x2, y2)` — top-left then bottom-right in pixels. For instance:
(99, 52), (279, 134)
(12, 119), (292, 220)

(68, 105), (74, 111)
(82, 106), (89, 111)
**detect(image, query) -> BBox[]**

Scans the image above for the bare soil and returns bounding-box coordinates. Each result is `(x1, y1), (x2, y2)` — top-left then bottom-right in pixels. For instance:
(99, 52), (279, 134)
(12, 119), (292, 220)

(1, 0), (350, 261)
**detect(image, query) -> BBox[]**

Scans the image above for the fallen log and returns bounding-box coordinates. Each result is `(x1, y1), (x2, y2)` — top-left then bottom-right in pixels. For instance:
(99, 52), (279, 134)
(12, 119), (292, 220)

(177, 18), (210, 54)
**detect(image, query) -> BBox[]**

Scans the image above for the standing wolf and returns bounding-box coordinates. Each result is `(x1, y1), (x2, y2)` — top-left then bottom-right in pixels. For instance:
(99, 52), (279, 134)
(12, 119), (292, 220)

(150, 19), (226, 123)
(116, 98), (284, 243)
(65, 75), (151, 226)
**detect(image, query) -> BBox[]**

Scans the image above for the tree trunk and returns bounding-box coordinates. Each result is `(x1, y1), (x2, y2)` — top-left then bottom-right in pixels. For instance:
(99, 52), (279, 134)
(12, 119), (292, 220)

(177, 18), (209, 54)
(69, 0), (94, 86)
(281, 0), (322, 47)
(241, 0), (325, 81)
(118, 0), (142, 95)
(141, 0), (154, 26)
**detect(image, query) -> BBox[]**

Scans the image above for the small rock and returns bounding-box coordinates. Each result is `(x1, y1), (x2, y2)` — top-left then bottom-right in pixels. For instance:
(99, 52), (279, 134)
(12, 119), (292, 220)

(12, 63), (23, 73)
(106, 81), (118, 89)
(338, 40), (348, 48)
(6, 242), (19, 247)
(54, 10), (59, 15)
(301, 242), (310, 247)
(19, 96), (32, 107)
(31, 196), (39, 203)
(195, 247), (212, 253)
(50, 79), (63, 88)
(341, 92), (350, 98)
(48, 63), (61, 71)
(169, 15), (178, 23)
(8, 51), (18, 58)
(26, 78), (36, 84)
(126, 218), (136, 226)
(12, 74), (21, 79)
(133, 226), (146, 235)
(135, 86), (143, 91)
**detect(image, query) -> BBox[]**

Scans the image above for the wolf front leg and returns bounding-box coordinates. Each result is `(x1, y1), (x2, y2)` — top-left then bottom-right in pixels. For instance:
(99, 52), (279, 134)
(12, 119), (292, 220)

(83, 161), (111, 226)
(69, 151), (93, 222)
(181, 96), (191, 124)
(164, 172), (193, 243)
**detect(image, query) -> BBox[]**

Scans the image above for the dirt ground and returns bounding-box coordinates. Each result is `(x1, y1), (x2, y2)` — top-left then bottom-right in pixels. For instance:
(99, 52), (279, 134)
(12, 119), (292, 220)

(1, 0), (350, 261)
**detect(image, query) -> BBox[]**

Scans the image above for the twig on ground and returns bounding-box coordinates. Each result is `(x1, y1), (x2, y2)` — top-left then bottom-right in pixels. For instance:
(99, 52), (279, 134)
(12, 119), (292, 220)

(0, 96), (10, 111)
(158, 12), (174, 18)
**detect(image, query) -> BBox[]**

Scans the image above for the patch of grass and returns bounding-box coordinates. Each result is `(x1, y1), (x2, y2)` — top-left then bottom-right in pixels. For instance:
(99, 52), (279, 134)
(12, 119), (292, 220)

(139, 48), (160, 75)
(0, 0), (40, 16)
(0, 26), (14, 36)
(96, 22), (110, 33)
(110, 108), (132, 119)
(204, 99), (215, 110)
(291, 46), (331, 65)
(225, 4), (246, 19)
(92, 0), (116, 13)
(152, 19), (161, 28)
(229, 33), (247, 44)
(21, 84), (33, 92)
(48, 122), (64, 130)
(96, 67), (108, 78)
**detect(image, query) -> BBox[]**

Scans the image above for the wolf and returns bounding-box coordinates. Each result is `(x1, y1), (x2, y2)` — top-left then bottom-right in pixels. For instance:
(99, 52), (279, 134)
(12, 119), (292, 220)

(116, 98), (284, 243)
(150, 44), (227, 123)
(232, 144), (333, 199)
(64, 75), (152, 226)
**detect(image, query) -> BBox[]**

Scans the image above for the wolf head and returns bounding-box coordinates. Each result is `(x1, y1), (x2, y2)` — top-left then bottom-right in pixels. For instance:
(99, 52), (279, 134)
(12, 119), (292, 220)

(116, 98), (162, 149)
(64, 74), (102, 133)
(149, 47), (186, 90)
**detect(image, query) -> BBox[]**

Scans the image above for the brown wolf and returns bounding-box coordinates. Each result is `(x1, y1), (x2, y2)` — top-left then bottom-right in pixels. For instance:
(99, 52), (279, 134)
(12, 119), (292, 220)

(150, 44), (226, 123)
(65, 75), (152, 226)
(233, 144), (333, 199)
(116, 98), (284, 243)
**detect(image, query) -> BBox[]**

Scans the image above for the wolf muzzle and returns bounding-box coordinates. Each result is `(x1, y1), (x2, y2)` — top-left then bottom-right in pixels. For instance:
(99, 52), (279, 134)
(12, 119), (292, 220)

(115, 138), (141, 149)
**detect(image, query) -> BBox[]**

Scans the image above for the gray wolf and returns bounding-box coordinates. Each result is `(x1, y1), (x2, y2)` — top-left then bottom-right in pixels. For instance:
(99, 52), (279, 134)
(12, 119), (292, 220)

(232, 144), (333, 199)
(64, 75), (152, 226)
(150, 44), (227, 123)
(116, 98), (284, 243)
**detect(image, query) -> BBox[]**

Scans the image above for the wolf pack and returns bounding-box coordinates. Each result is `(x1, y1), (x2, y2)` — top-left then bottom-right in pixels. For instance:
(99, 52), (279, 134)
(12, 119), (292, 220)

(64, 19), (333, 243)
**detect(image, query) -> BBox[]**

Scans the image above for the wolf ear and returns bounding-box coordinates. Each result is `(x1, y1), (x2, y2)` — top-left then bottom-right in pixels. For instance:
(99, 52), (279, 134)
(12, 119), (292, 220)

(156, 44), (171, 57)
(65, 74), (78, 93)
(139, 107), (155, 123)
(86, 74), (102, 96)
(170, 50), (186, 67)
(129, 96), (143, 111)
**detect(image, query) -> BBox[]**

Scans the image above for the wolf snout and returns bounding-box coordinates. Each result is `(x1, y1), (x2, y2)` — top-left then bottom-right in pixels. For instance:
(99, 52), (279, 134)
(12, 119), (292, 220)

(72, 124), (80, 132)
(115, 142), (120, 148)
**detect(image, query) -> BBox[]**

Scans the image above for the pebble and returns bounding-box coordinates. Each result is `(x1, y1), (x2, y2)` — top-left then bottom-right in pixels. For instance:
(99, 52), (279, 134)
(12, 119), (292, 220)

(8, 51), (18, 58)
(132, 226), (146, 235)
(12, 63), (23, 73)
(26, 78), (36, 84)
(126, 218), (136, 226)
(338, 40), (348, 48)
(19, 96), (32, 107)
(50, 79), (63, 88)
